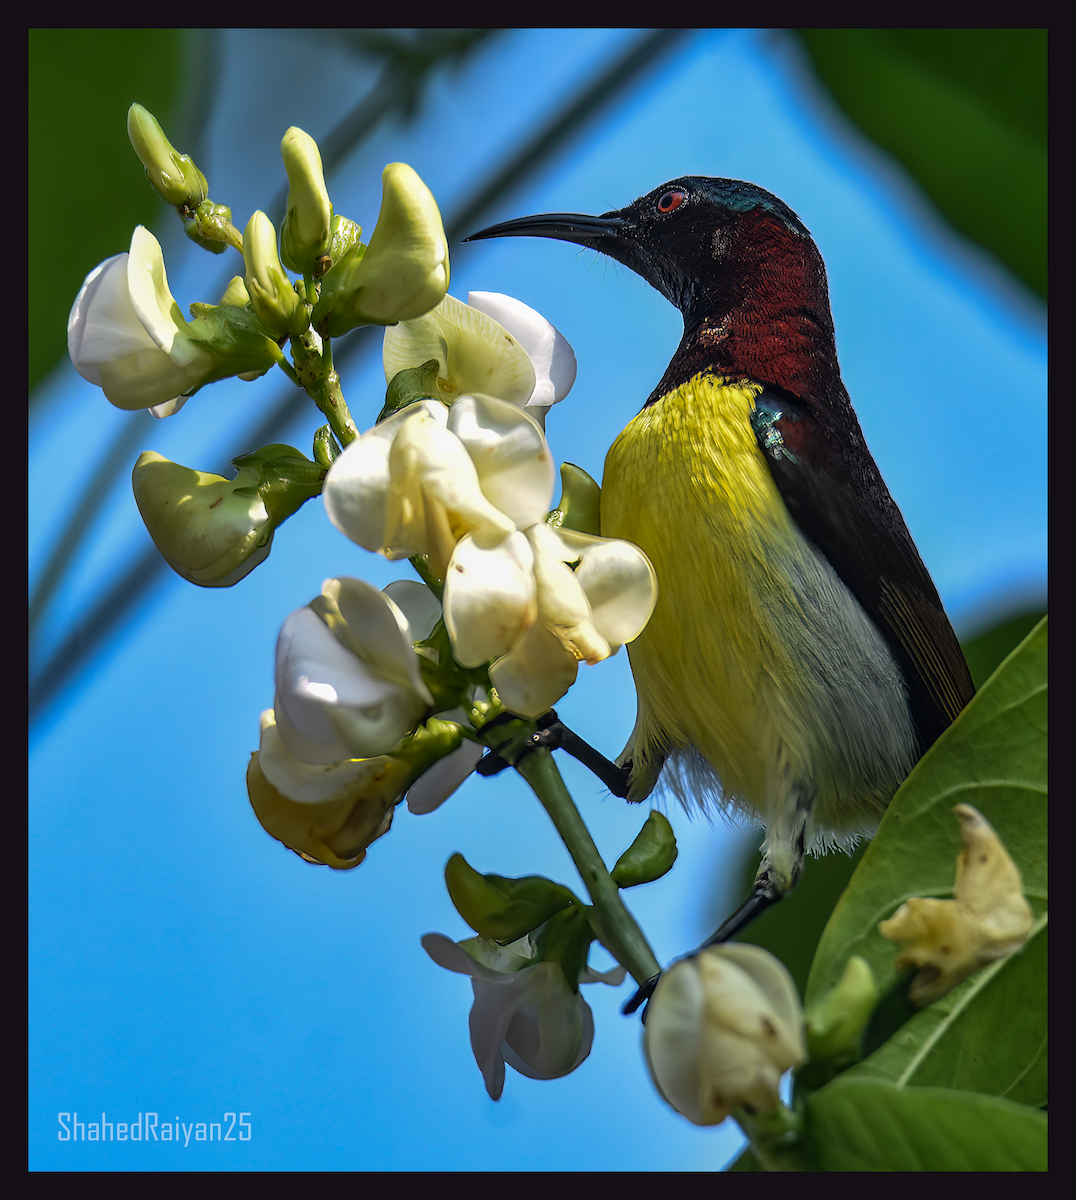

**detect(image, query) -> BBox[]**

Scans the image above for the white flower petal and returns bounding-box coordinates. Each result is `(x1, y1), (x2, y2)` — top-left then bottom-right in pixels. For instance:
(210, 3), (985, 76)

(527, 523), (609, 665)
(274, 606), (425, 763)
(320, 577), (433, 706)
(447, 394), (554, 529)
(383, 579), (442, 643)
(384, 293), (535, 406)
(406, 738), (485, 814)
(323, 399), (448, 555)
(148, 395), (189, 418)
(569, 533), (658, 649)
(467, 291), (577, 409)
(257, 708), (388, 804)
(68, 253), (150, 372)
(489, 619), (579, 719)
(499, 963), (593, 1081)
(443, 532), (536, 668)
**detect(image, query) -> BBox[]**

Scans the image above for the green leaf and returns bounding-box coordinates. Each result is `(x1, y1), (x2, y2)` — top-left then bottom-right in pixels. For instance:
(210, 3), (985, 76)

(961, 607), (1046, 690)
(844, 915), (1046, 1105)
(804, 1078), (1046, 1171)
(793, 30), (1046, 300)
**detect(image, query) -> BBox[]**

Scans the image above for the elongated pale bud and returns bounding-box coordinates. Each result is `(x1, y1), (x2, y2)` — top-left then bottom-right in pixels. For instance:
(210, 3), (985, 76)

(280, 127), (332, 276)
(127, 103), (207, 209)
(243, 210), (303, 338)
(313, 163), (449, 336)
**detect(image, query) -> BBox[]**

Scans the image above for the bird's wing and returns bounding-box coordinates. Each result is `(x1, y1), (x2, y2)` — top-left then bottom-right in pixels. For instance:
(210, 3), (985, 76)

(751, 390), (975, 752)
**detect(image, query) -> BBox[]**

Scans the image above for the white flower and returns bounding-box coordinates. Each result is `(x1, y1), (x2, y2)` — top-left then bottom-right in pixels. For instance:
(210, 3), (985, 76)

(383, 291), (576, 428)
(69, 227), (214, 412)
(273, 577), (435, 764)
(644, 944), (805, 1126)
(68, 226), (282, 414)
(422, 932), (625, 1099)
(324, 397), (656, 718)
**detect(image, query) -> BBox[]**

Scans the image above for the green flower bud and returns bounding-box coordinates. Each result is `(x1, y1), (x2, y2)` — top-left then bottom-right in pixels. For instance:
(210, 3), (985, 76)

(280, 127), (332, 275)
(218, 276), (251, 308)
(242, 210), (304, 338)
(132, 451), (276, 587)
(805, 955), (878, 1068)
(445, 853), (577, 943)
(611, 811), (678, 888)
(547, 463), (602, 537)
(127, 103), (208, 209)
(313, 424), (342, 468)
(182, 199), (238, 254)
(312, 163), (449, 337)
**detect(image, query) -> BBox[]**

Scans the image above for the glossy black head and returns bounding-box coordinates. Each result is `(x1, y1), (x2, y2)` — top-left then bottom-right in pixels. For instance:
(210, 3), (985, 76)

(466, 177), (814, 325)
(466, 177), (836, 405)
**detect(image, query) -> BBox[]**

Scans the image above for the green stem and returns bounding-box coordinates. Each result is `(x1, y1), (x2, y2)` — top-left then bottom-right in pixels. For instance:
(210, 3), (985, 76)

(290, 330), (358, 446)
(515, 749), (660, 986)
(734, 1104), (815, 1171)
(276, 357), (301, 387)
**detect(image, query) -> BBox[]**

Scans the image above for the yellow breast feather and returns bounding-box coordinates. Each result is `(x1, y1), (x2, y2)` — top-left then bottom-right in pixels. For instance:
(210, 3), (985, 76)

(601, 372), (916, 847)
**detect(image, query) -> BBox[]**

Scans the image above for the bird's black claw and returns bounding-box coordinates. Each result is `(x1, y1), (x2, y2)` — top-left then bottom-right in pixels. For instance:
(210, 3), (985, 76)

(622, 973), (661, 1019)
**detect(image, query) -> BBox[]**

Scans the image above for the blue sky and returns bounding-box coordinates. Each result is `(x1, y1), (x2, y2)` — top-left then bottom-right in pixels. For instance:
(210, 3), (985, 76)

(30, 29), (1045, 1170)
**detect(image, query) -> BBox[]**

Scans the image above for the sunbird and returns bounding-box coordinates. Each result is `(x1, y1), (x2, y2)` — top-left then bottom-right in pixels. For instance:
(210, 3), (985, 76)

(466, 178), (974, 974)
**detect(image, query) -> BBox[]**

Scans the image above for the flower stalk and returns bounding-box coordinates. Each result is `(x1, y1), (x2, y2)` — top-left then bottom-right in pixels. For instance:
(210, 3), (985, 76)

(734, 1103), (814, 1172)
(290, 330), (357, 446)
(514, 748), (660, 986)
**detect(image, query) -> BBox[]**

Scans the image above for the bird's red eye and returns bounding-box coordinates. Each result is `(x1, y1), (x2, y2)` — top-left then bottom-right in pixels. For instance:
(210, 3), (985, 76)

(657, 190), (684, 214)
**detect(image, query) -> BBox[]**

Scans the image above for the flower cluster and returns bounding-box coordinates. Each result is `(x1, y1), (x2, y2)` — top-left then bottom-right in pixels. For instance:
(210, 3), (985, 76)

(324, 294), (657, 719)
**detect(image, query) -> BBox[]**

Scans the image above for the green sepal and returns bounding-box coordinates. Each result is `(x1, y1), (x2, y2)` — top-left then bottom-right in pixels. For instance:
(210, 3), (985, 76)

(184, 302), (285, 383)
(378, 360), (443, 422)
(390, 717), (465, 777)
(327, 214), (363, 271)
(546, 463), (601, 536)
(611, 810), (678, 887)
(229, 443), (326, 525)
(182, 199), (235, 254)
(445, 852), (578, 943)
(313, 425), (342, 468)
(533, 905), (595, 993)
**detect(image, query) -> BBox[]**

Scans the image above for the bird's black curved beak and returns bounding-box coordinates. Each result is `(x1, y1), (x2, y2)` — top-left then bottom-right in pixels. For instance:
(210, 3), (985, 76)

(463, 212), (625, 249)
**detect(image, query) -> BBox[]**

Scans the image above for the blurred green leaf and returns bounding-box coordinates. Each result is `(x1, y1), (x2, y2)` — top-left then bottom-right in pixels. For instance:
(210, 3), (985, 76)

(794, 29), (1046, 300)
(29, 29), (185, 393)
(804, 1077), (1046, 1170)
(845, 914), (1046, 1105)
(962, 607), (1047, 690)
(805, 617), (1046, 1011)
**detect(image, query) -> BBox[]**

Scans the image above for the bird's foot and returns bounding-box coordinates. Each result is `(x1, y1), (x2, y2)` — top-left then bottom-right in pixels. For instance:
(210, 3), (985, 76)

(476, 710), (632, 797)
(622, 973), (661, 1019)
